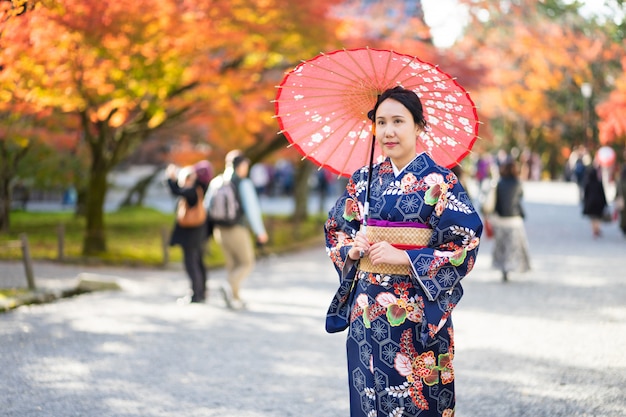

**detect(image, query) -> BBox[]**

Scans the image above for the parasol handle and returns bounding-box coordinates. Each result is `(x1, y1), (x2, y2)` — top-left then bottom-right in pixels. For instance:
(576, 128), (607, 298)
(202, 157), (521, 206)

(363, 127), (376, 232)
(362, 202), (369, 232)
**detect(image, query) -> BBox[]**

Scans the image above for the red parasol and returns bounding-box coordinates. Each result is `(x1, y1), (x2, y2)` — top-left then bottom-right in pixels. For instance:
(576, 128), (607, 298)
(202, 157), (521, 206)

(274, 48), (480, 177)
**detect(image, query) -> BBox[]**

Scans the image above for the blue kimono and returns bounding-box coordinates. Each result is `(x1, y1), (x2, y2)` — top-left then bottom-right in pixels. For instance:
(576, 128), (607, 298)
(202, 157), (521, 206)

(325, 154), (482, 417)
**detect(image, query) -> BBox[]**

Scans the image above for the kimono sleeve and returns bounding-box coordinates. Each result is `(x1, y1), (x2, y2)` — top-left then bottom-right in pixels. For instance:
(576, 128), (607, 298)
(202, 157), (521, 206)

(324, 171), (368, 282)
(407, 172), (483, 301)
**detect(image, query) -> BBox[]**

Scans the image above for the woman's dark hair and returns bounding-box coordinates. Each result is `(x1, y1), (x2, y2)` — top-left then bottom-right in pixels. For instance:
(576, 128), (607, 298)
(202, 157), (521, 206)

(367, 86), (427, 129)
(499, 159), (519, 179)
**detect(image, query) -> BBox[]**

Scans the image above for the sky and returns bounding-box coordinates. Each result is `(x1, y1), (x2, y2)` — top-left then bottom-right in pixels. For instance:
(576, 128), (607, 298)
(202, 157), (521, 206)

(422, 0), (615, 48)
(422, 0), (468, 48)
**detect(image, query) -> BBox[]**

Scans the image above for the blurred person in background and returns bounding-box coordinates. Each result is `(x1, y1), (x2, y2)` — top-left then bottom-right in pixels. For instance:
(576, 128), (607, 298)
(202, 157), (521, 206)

(206, 151), (268, 310)
(249, 161), (271, 196)
(582, 163), (608, 239)
(492, 158), (530, 282)
(474, 152), (492, 206)
(166, 163), (211, 303)
(571, 146), (592, 202)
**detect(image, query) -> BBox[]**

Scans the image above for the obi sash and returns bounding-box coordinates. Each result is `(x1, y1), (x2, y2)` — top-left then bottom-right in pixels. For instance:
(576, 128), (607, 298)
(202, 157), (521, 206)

(358, 219), (432, 275)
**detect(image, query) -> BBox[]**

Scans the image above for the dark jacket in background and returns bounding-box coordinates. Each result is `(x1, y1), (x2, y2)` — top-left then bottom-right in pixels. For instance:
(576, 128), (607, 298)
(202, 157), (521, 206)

(167, 179), (210, 248)
(495, 177), (525, 218)
(582, 167), (607, 219)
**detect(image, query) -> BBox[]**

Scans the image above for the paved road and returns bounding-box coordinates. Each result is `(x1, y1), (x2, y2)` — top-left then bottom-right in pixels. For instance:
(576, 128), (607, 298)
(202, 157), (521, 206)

(1, 181), (625, 417)
(21, 164), (343, 216)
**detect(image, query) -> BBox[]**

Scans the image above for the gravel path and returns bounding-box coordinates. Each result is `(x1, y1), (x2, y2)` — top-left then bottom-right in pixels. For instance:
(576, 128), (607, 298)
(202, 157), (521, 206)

(1, 181), (624, 417)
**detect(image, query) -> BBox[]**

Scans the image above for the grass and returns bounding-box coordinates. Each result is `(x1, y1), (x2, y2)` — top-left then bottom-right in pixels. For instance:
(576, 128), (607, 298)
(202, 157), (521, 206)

(0, 208), (326, 269)
(0, 288), (30, 299)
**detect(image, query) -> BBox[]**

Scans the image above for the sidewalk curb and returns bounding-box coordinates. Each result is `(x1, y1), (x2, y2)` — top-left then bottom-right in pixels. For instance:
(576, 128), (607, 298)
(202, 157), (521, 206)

(0, 276), (122, 313)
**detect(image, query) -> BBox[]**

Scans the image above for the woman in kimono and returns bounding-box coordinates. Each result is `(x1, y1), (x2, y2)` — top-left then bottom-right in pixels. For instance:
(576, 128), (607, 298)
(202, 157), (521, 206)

(324, 87), (482, 417)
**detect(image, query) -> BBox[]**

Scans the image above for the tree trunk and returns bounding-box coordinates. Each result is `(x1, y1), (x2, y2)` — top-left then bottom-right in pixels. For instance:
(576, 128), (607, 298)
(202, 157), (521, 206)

(247, 133), (290, 164)
(547, 145), (559, 180)
(119, 165), (161, 208)
(75, 186), (87, 218)
(0, 142), (28, 233)
(82, 157), (109, 255)
(293, 161), (313, 222)
(0, 175), (11, 233)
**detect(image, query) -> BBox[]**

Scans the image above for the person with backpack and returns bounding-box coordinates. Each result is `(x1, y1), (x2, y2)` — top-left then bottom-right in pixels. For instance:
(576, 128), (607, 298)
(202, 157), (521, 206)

(206, 151), (268, 310)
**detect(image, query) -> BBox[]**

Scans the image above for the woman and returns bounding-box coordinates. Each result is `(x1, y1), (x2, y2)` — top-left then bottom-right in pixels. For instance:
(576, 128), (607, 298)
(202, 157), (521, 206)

(582, 164), (608, 238)
(324, 87), (482, 417)
(492, 159), (530, 282)
(167, 164), (210, 303)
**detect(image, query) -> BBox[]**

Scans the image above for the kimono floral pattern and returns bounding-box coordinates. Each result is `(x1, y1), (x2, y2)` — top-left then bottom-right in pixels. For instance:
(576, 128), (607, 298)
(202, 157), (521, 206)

(324, 154), (482, 417)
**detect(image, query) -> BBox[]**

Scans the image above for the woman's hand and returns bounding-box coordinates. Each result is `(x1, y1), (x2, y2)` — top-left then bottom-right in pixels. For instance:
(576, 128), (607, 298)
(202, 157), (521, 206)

(348, 231), (409, 265)
(348, 231), (370, 260)
(368, 241), (410, 266)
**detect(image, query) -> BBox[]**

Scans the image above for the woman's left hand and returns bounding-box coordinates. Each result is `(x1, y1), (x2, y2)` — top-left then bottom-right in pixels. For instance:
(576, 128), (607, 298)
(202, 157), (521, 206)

(368, 241), (409, 266)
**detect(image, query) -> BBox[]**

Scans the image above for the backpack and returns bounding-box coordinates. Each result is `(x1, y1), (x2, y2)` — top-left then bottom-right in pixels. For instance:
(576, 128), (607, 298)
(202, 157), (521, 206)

(206, 176), (242, 226)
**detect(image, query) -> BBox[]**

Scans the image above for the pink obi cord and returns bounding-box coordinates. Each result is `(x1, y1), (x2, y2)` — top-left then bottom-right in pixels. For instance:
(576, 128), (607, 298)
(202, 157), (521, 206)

(367, 219), (429, 229)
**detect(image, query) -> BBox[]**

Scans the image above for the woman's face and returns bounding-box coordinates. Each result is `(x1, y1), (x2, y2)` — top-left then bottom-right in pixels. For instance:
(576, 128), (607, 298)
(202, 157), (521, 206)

(374, 98), (421, 170)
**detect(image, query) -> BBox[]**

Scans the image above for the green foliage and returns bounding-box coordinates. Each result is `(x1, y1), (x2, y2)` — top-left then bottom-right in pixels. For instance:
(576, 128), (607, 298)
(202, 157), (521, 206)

(0, 208), (323, 267)
(0, 288), (30, 299)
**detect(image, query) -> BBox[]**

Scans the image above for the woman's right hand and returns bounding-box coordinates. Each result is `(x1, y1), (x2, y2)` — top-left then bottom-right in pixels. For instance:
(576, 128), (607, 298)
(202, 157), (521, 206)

(348, 231), (370, 260)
